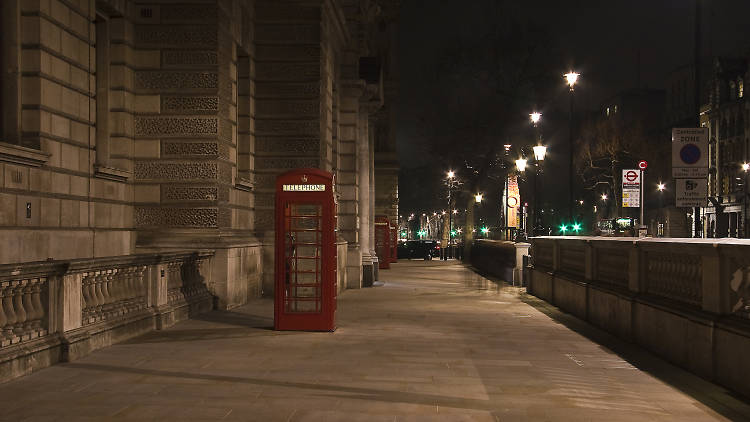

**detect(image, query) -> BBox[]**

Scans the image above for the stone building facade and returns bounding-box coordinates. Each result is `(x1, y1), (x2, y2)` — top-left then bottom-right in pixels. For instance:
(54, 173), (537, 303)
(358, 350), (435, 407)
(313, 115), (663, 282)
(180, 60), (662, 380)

(0, 0), (398, 312)
(703, 57), (747, 238)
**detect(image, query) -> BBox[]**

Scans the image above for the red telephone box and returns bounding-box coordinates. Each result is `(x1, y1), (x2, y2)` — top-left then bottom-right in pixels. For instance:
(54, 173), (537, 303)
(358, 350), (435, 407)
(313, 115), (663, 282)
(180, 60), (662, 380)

(389, 224), (397, 264)
(375, 215), (391, 269)
(275, 168), (336, 331)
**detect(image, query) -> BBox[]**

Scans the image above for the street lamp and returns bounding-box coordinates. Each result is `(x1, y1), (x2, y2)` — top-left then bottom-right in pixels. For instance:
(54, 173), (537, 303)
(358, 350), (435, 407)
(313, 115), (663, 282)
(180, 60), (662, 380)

(564, 71), (580, 224)
(530, 112), (542, 126)
(515, 158), (528, 172)
(475, 193), (483, 203)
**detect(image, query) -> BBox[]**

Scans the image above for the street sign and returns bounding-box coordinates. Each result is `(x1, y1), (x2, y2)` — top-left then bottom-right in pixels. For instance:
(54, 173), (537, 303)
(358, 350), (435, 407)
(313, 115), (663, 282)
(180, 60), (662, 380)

(638, 160), (648, 170)
(675, 178), (707, 208)
(622, 169), (640, 187)
(672, 128), (708, 178)
(622, 169), (641, 208)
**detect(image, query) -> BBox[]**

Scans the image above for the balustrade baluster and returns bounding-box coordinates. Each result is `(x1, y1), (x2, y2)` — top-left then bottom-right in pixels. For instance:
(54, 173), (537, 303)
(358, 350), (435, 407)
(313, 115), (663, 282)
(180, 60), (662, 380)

(127, 267), (137, 311)
(136, 267), (146, 308)
(22, 281), (35, 331)
(102, 272), (113, 317)
(30, 279), (45, 330)
(111, 270), (123, 315)
(12, 281), (27, 336)
(2, 284), (17, 339)
(0, 284), (8, 341)
(94, 273), (105, 318)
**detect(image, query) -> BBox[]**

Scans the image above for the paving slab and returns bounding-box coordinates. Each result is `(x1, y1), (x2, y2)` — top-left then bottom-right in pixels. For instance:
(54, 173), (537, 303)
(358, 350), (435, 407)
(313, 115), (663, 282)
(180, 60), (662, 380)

(0, 260), (748, 421)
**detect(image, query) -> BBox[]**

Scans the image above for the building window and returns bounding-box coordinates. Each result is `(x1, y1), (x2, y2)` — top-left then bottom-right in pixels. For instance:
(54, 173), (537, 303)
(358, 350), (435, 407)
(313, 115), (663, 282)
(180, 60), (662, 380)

(739, 79), (744, 98)
(236, 46), (254, 190)
(95, 12), (110, 169)
(1, 0), (20, 146)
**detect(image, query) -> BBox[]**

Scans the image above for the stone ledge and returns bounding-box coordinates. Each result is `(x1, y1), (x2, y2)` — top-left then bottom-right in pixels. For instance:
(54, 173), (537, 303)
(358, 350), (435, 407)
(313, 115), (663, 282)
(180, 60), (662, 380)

(94, 165), (131, 183)
(235, 177), (254, 191)
(0, 141), (50, 167)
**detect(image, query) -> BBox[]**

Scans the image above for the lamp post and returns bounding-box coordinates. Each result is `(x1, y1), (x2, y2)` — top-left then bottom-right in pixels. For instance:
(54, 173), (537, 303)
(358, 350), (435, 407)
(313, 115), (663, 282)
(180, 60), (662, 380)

(530, 112), (547, 236)
(514, 157), (528, 242)
(445, 170), (456, 260)
(564, 71), (580, 223)
(657, 182), (666, 237)
(743, 163), (749, 237)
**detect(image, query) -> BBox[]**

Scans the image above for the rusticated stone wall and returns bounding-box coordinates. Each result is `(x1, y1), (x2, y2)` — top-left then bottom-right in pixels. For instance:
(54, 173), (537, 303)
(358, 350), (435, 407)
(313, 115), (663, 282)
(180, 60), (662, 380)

(1, 0), (398, 308)
(254, 0), (348, 293)
(0, 0), (137, 265)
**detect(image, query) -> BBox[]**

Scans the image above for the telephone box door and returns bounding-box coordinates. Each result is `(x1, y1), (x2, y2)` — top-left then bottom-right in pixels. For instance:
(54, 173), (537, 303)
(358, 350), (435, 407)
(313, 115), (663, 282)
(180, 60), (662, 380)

(275, 169), (336, 331)
(390, 224), (397, 263)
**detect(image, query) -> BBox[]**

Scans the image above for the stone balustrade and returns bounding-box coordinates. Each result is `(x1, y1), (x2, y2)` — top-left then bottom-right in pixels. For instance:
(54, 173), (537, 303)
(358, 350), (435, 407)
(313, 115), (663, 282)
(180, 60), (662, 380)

(0, 251), (214, 382)
(528, 236), (750, 399)
(0, 273), (49, 347)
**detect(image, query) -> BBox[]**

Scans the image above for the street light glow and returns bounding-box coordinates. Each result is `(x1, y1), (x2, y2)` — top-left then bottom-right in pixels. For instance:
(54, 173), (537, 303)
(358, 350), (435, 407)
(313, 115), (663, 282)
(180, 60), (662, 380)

(453, 209), (458, 214)
(447, 170), (455, 178)
(515, 158), (528, 172)
(657, 182), (666, 191)
(601, 194), (608, 201)
(475, 193), (483, 203)
(533, 145), (547, 161)
(743, 163), (750, 172)
(564, 71), (580, 90)
(530, 112), (542, 125)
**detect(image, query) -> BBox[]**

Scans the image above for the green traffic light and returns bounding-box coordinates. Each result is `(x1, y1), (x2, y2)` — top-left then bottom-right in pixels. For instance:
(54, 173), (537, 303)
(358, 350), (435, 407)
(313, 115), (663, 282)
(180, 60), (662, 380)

(480, 227), (489, 234)
(572, 223), (581, 232)
(450, 230), (457, 237)
(559, 224), (568, 233)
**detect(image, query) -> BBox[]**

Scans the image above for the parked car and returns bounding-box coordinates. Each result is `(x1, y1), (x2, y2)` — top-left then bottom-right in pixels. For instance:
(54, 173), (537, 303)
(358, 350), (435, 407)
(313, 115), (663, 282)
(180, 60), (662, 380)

(397, 240), (441, 260)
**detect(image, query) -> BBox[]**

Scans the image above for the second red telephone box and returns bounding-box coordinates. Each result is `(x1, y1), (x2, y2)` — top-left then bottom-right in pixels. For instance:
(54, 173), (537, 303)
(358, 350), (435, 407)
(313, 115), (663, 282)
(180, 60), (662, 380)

(275, 168), (337, 331)
(375, 215), (391, 270)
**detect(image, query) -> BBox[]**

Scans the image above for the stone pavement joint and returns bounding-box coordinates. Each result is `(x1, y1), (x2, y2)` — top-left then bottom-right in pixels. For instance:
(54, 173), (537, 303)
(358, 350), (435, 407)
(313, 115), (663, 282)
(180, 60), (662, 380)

(1, 260), (749, 421)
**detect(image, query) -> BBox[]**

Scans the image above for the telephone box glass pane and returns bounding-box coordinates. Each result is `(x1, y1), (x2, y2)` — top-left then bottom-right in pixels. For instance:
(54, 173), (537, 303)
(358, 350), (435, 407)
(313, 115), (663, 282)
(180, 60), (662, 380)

(284, 203), (323, 313)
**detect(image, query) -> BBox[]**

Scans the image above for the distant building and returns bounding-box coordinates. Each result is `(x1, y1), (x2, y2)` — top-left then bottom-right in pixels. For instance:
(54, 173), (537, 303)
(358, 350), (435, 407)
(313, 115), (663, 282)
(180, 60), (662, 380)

(703, 57), (747, 237)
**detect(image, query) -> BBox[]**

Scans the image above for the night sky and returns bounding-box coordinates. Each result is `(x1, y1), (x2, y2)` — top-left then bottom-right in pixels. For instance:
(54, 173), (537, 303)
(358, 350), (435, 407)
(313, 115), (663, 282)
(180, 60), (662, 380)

(396, 0), (750, 218)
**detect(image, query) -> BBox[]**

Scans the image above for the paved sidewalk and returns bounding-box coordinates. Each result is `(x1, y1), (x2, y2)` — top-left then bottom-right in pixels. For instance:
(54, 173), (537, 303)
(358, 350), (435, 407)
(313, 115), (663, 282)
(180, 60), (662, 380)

(1, 260), (749, 421)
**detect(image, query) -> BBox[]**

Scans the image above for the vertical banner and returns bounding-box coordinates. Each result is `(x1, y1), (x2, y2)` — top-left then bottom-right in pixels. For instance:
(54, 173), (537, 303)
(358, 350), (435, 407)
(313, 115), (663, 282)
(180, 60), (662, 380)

(506, 175), (520, 228)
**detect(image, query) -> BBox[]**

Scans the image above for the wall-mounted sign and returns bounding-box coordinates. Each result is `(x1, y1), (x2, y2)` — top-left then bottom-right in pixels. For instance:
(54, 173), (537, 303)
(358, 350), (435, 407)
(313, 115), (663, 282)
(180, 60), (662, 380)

(282, 184), (326, 192)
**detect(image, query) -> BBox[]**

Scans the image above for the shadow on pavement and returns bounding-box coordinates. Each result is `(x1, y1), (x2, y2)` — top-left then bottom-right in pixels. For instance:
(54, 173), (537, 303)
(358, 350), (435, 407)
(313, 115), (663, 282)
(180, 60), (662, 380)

(462, 268), (750, 422)
(63, 362), (504, 413)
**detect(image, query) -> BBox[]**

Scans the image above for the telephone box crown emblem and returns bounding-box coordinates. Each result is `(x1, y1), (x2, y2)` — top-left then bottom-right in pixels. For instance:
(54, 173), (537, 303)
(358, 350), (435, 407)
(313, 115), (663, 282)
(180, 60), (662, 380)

(301, 174), (308, 183)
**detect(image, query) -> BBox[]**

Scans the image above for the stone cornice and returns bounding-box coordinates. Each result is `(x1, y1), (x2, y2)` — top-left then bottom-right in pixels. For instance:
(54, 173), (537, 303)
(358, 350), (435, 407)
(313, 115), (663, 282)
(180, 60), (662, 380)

(94, 165), (130, 183)
(0, 141), (50, 167)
